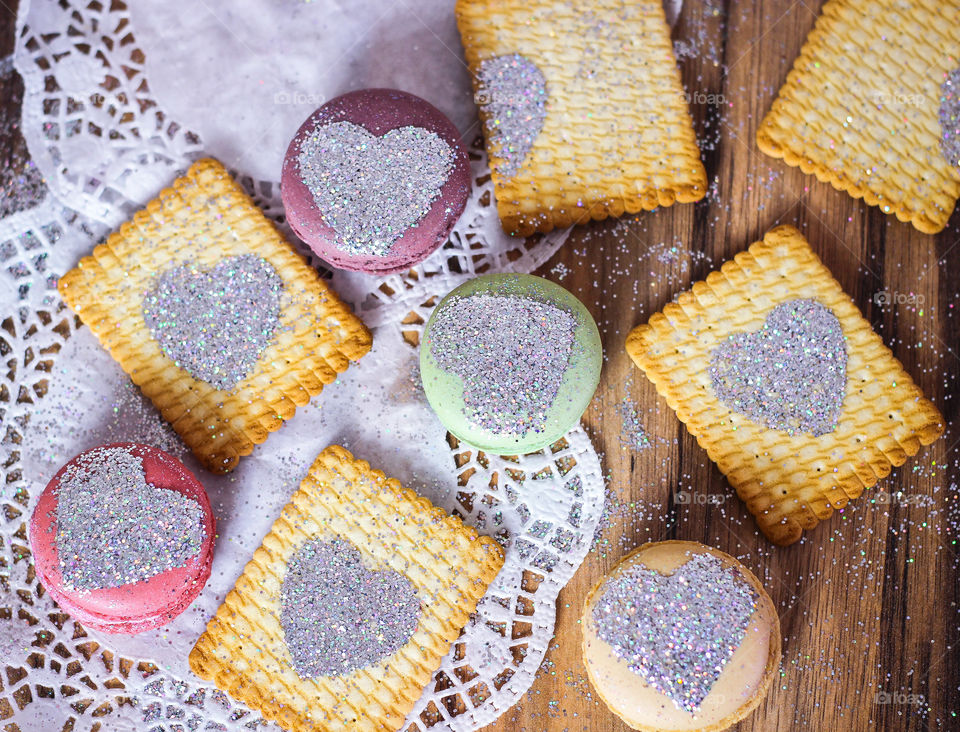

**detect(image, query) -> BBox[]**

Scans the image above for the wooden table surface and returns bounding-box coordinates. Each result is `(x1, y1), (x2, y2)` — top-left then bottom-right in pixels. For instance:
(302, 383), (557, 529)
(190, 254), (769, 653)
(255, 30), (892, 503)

(2, 1), (958, 731)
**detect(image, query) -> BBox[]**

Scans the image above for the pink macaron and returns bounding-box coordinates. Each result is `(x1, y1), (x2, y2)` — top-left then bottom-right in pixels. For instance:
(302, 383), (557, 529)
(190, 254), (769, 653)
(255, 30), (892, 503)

(29, 443), (215, 634)
(281, 88), (471, 275)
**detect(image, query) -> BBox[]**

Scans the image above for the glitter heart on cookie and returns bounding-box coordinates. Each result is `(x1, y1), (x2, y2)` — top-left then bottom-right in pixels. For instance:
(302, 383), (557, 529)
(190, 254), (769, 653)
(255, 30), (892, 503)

(476, 54), (547, 179)
(591, 553), (759, 713)
(142, 254), (284, 391)
(55, 445), (206, 591)
(940, 65), (960, 168)
(709, 298), (847, 436)
(280, 537), (421, 678)
(296, 121), (454, 257)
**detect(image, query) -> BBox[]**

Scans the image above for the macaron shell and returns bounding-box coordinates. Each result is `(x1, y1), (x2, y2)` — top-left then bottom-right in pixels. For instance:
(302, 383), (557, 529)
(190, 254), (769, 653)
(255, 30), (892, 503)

(38, 548), (213, 635)
(420, 273), (602, 453)
(29, 443), (216, 634)
(581, 541), (781, 732)
(281, 88), (471, 274)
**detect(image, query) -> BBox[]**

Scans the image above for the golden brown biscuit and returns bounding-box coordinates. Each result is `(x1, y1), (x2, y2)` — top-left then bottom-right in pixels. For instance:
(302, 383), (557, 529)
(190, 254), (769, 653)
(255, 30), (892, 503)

(58, 159), (371, 473)
(757, 0), (960, 234)
(189, 445), (505, 732)
(456, 0), (706, 236)
(626, 225), (944, 545)
(582, 541), (780, 732)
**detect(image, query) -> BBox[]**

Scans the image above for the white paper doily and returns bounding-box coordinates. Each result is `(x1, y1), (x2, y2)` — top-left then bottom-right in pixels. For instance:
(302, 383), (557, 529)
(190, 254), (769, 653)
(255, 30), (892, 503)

(1, 0), (626, 729)
(11, 0), (575, 330)
(9, 316), (604, 732)
(0, 243), (605, 732)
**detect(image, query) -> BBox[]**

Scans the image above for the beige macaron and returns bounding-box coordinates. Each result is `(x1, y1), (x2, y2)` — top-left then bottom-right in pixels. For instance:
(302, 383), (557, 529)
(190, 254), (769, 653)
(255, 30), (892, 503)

(582, 541), (780, 732)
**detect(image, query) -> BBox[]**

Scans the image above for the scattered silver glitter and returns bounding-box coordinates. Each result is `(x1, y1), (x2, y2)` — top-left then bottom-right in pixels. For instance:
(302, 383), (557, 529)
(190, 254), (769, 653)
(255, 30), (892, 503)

(429, 293), (577, 437)
(104, 380), (186, 459)
(297, 121), (453, 256)
(939, 66), (960, 168)
(142, 254), (283, 390)
(477, 54), (547, 178)
(615, 393), (651, 451)
(593, 553), (758, 712)
(55, 446), (205, 591)
(280, 537), (421, 678)
(550, 262), (571, 281)
(709, 298), (847, 436)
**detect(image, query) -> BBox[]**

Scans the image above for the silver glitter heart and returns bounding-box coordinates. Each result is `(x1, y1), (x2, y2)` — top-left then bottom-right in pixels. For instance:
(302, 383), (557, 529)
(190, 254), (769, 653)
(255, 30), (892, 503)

(592, 553), (758, 712)
(142, 254), (284, 391)
(297, 121), (453, 257)
(280, 538), (421, 678)
(940, 65), (960, 168)
(428, 293), (576, 436)
(477, 54), (547, 179)
(56, 446), (205, 591)
(709, 298), (847, 436)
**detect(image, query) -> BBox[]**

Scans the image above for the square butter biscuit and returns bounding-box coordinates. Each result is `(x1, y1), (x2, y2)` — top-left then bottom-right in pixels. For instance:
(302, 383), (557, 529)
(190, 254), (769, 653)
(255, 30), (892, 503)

(757, 0), (960, 233)
(58, 158), (371, 473)
(456, 0), (706, 236)
(189, 445), (505, 732)
(626, 225), (944, 545)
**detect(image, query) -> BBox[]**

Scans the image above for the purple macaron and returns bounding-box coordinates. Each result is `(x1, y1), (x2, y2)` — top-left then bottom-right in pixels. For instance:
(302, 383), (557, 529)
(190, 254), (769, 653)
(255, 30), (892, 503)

(281, 88), (471, 275)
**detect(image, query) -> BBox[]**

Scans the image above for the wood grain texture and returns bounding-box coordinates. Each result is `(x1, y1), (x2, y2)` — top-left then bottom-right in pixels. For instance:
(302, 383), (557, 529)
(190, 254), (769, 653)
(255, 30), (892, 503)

(476, 2), (959, 730)
(2, 1), (957, 730)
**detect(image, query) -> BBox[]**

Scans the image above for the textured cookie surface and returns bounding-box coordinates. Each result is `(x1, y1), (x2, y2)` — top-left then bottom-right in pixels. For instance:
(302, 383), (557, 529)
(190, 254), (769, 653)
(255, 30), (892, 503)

(58, 158), (371, 473)
(757, 0), (960, 233)
(626, 225), (944, 545)
(456, 0), (706, 236)
(189, 445), (505, 732)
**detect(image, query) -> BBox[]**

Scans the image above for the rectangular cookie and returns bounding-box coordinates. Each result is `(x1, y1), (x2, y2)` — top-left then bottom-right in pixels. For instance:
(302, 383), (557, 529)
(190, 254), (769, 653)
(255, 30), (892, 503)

(456, 0), (706, 236)
(57, 158), (371, 473)
(626, 225), (944, 545)
(757, 0), (960, 233)
(189, 445), (505, 731)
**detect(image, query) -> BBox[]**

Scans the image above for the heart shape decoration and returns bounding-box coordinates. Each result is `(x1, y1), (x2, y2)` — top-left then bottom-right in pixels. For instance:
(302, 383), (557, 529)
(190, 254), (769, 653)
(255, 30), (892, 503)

(280, 538), (421, 678)
(592, 553), (758, 712)
(297, 121), (454, 257)
(709, 298), (847, 436)
(477, 54), (547, 179)
(142, 254), (284, 391)
(428, 292), (577, 437)
(56, 446), (205, 590)
(940, 65), (960, 168)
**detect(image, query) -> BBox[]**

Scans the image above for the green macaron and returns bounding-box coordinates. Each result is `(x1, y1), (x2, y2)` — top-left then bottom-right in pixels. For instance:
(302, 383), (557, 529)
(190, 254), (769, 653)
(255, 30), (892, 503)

(420, 273), (602, 454)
